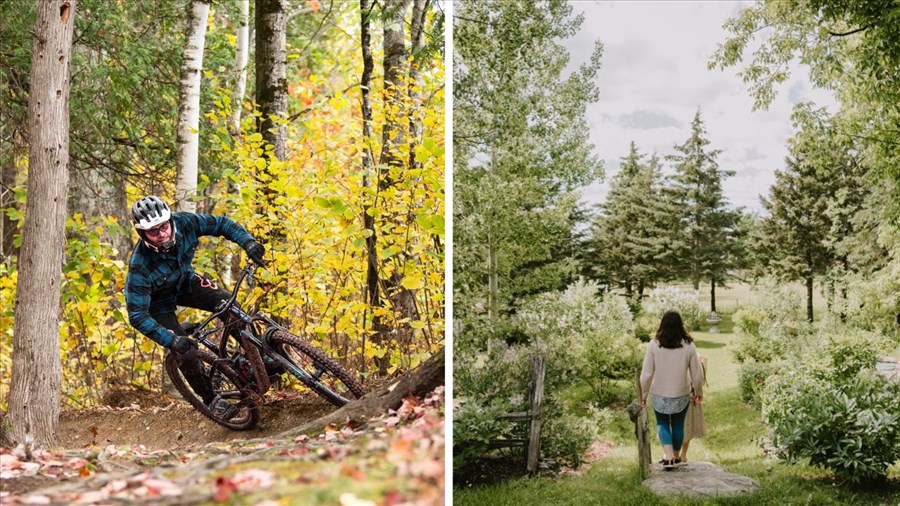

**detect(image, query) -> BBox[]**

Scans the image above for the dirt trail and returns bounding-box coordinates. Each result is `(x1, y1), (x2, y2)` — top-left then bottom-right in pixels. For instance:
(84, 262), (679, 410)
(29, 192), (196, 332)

(56, 394), (334, 451)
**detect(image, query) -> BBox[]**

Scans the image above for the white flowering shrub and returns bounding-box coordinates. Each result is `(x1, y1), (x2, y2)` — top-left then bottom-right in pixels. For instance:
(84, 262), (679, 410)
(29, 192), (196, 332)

(454, 279), (641, 470)
(517, 279), (641, 400)
(644, 286), (707, 331)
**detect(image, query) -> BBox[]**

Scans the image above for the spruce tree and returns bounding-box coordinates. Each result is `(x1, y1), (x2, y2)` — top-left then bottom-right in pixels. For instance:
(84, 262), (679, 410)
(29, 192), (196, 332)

(667, 110), (740, 311)
(591, 143), (681, 299)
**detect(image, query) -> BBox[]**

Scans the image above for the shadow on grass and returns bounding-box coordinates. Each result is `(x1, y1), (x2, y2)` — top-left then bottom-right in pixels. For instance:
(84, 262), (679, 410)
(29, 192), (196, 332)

(454, 454), (528, 488)
(694, 339), (726, 349)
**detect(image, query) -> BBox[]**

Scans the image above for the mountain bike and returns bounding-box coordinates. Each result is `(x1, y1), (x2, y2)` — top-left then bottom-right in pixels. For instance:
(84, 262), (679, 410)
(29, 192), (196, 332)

(163, 258), (365, 430)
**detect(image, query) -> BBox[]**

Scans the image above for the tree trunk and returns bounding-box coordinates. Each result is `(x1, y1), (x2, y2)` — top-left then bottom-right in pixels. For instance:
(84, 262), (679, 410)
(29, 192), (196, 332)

(230, 0), (250, 134)
(624, 281), (633, 298)
(378, 0), (410, 189)
(255, 0), (287, 163)
(175, 0), (210, 213)
(254, 0), (288, 321)
(8, 0), (76, 449)
(489, 238), (499, 319)
(806, 248), (814, 322)
(710, 278), (716, 313)
(806, 274), (814, 323)
(406, 0), (428, 171)
(359, 0), (380, 374)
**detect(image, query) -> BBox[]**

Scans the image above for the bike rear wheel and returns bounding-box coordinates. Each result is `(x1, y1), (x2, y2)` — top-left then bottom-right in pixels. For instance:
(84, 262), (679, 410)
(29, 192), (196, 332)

(269, 330), (364, 406)
(164, 349), (259, 430)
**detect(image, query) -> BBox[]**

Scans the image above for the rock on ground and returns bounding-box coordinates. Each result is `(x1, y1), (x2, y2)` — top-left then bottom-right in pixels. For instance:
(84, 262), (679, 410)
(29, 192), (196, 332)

(642, 461), (759, 498)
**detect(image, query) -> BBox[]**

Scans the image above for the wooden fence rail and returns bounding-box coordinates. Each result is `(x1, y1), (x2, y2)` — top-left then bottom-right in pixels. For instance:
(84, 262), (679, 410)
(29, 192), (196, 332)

(488, 354), (546, 475)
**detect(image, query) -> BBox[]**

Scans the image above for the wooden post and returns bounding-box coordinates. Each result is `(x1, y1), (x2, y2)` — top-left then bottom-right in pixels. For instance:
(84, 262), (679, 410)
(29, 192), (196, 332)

(635, 369), (651, 478)
(526, 354), (546, 475)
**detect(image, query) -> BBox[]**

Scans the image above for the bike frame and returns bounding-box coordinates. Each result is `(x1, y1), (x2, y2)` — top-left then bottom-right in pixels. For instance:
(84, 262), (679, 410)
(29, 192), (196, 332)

(185, 262), (344, 401)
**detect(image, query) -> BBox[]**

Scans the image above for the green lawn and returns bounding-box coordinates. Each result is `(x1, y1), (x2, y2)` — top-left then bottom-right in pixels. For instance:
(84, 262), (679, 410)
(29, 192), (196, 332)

(454, 321), (900, 505)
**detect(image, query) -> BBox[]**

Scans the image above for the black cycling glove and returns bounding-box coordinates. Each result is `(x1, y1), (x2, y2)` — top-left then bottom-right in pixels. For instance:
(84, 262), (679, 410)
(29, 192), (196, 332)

(244, 240), (266, 266)
(170, 335), (197, 355)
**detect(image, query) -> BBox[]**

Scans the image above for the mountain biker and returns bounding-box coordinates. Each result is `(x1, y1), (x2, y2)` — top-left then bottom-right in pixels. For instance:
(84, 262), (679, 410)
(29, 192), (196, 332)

(124, 195), (266, 420)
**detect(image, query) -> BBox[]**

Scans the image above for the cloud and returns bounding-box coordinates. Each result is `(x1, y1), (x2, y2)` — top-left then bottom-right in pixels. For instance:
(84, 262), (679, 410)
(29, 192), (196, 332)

(788, 80), (809, 104)
(743, 147), (766, 161)
(617, 109), (682, 130)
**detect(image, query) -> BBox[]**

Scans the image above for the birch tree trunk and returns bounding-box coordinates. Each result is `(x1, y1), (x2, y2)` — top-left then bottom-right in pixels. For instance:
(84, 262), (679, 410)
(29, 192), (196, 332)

(8, 0), (76, 449)
(175, 0), (210, 213)
(230, 0), (250, 134)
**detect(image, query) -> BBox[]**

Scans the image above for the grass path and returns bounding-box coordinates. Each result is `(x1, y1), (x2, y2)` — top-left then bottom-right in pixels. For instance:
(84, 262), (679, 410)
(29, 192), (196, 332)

(454, 323), (900, 505)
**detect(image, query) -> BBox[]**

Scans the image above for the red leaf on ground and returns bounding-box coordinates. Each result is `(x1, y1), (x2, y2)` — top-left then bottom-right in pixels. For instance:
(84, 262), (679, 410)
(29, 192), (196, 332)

(214, 476), (238, 502)
(381, 490), (405, 506)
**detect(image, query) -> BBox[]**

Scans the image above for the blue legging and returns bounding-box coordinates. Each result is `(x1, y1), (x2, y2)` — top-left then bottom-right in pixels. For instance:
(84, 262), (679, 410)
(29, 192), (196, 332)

(654, 405), (689, 452)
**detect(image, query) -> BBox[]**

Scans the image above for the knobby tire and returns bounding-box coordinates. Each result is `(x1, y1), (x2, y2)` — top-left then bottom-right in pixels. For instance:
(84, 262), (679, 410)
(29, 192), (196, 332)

(270, 330), (365, 406)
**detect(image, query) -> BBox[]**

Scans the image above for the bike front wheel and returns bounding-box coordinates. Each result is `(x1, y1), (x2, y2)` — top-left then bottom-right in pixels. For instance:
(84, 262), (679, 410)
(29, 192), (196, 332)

(269, 330), (365, 406)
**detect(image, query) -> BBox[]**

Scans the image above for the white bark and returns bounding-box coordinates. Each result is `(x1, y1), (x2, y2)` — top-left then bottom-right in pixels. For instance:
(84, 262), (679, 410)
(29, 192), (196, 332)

(175, 0), (210, 213)
(9, 0), (76, 449)
(231, 0), (250, 134)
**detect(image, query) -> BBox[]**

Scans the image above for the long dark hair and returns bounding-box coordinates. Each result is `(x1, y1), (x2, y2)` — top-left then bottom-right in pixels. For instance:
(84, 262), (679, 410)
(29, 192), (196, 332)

(655, 310), (693, 349)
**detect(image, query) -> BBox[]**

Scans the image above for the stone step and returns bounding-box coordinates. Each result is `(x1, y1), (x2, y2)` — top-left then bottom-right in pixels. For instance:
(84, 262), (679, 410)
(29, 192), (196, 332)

(643, 461), (759, 498)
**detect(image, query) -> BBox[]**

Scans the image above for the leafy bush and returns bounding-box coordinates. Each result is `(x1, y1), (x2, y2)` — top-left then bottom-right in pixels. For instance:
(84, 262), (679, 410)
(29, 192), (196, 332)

(738, 362), (778, 405)
(517, 279), (641, 404)
(643, 286), (706, 331)
(540, 408), (607, 469)
(454, 279), (641, 471)
(839, 260), (900, 343)
(732, 280), (810, 364)
(453, 337), (532, 470)
(733, 306), (765, 339)
(761, 333), (900, 483)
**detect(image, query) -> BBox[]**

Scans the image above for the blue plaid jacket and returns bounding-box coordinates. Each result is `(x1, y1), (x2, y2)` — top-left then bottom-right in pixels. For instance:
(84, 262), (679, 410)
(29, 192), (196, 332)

(125, 212), (255, 347)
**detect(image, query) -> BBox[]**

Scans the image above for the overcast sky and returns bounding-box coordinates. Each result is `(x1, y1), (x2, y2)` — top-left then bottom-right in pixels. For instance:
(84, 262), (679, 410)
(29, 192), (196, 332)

(565, 1), (838, 214)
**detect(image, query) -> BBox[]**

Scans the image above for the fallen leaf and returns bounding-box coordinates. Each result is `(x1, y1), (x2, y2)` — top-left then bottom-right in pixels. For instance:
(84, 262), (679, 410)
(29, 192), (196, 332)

(339, 492), (376, 506)
(214, 476), (238, 502)
(21, 495), (51, 504)
(233, 469), (276, 489)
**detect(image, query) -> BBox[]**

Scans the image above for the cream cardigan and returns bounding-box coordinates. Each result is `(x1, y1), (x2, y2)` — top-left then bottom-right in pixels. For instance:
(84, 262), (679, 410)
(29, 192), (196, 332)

(640, 339), (704, 400)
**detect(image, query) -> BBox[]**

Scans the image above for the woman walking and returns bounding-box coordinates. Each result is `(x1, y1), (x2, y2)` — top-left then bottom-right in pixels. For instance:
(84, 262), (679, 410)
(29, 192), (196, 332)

(640, 311), (704, 469)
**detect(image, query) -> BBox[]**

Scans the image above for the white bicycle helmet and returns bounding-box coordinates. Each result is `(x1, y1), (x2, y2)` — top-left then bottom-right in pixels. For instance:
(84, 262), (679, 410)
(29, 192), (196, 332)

(131, 196), (175, 250)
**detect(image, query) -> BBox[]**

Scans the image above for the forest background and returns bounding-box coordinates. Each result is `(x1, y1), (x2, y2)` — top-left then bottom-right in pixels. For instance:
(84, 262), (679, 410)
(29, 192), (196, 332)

(0, 0), (445, 448)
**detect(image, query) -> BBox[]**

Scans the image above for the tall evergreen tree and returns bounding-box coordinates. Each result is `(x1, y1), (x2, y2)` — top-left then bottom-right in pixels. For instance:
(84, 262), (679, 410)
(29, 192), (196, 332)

(590, 143), (681, 298)
(454, 0), (603, 320)
(757, 151), (839, 322)
(667, 110), (739, 311)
